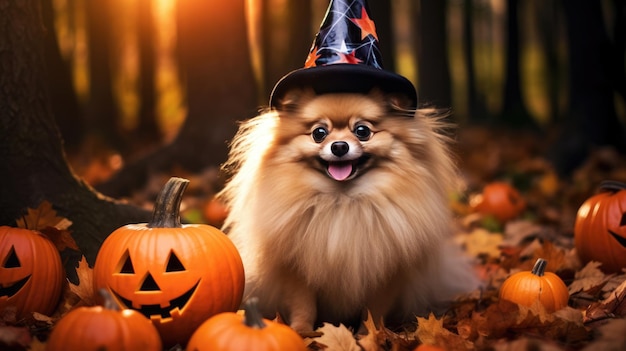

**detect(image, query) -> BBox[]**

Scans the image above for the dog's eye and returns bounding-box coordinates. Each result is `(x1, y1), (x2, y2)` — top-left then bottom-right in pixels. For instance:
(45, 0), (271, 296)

(312, 127), (328, 143)
(354, 125), (371, 141)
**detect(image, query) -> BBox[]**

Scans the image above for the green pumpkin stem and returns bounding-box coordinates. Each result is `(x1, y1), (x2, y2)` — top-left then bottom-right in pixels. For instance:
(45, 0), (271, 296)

(244, 297), (267, 329)
(531, 258), (547, 277)
(599, 180), (626, 193)
(98, 288), (121, 311)
(148, 177), (190, 228)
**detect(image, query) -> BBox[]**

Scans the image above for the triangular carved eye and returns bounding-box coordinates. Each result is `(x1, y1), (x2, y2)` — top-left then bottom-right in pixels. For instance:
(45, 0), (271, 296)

(621, 213), (626, 227)
(117, 250), (135, 274)
(3, 246), (20, 268)
(166, 251), (185, 272)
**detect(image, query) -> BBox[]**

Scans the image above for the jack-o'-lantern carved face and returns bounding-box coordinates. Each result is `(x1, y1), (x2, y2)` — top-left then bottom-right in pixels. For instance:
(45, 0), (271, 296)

(109, 248), (200, 320)
(0, 226), (64, 318)
(1, 246), (31, 299)
(93, 177), (245, 347)
(575, 181), (626, 273)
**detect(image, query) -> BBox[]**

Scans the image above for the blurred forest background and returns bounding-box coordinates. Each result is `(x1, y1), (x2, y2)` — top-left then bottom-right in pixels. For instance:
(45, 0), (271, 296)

(1, 0), (626, 279)
(39, 0), (625, 196)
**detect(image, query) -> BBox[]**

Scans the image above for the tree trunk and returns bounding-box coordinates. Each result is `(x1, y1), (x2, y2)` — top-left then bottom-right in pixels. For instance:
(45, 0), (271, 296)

(96, 0), (258, 198)
(132, 0), (161, 151)
(501, 0), (537, 128)
(260, 0), (312, 99)
(416, 0), (452, 109)
(549, 0), (626, 175)
(41, 0), (84, 152)
(462, 0), (488, 123)
(84, 0), (124, 151)
(0, 0), (150, 282)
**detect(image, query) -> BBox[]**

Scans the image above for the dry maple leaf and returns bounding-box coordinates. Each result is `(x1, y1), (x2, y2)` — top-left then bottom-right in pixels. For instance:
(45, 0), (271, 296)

(584, 278), (626, 326)
(416, 313), (473, 351)
(68, 255), (95, 306)
(15, 200), (70, 231)
(569, 261), (611, 295)
(313, 323), (361, 351)
(458, 228), (503, 258)
(15, 200), (79, 252)
(357, 311), (384, 351)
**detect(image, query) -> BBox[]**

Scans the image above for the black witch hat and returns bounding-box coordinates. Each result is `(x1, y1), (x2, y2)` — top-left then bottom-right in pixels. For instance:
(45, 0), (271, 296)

(269, 0), (418, 109)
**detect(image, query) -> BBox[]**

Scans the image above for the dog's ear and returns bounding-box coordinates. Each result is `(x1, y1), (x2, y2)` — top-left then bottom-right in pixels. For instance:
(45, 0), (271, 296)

(275, 88), (316, 112)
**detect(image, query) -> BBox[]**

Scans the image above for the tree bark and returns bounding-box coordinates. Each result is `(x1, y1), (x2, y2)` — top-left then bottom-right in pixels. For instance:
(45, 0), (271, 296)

(132, 0), (161, 151)
(501, 0), (537, 128)
(84, 0), (125, 151)
(416, 0), (452, 109)
(549, 0), (626, 175)
(96, 0), (258, 198)
(0, 0), (150, 281)
(41, 0), (84, 152)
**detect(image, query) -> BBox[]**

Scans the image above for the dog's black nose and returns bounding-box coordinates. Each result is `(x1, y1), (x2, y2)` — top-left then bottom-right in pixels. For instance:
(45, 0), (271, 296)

(331, 141), (349, 157)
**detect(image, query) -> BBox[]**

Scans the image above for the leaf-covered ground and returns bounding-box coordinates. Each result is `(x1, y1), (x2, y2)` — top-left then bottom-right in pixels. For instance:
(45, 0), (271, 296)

(2, 127), (626, 350)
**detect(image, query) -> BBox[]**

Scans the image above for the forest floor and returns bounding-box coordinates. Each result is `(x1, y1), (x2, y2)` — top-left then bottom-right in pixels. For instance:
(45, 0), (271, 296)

(2, 126), (626, 350)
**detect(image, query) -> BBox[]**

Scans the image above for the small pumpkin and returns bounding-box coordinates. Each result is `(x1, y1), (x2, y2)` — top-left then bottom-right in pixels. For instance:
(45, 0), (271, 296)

(46, 289), (162, 351)
(0, 226), (64, 318)
(574, 180), (626, 273)
(499, 258), (569, 312)
(93, 177), (245, 347)
(203, 196), (229, 227)
(471, 182), (526, 222)
(186, 297), (307, 351)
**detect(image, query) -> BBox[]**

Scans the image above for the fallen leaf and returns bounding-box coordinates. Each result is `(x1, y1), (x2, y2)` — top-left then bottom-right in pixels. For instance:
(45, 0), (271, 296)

(314, 323), (361, 351)
(584, 278), (626, 326)
(39, 226), (79, 252)
(569, 261), (610, 294)
(357, 311), (384, 351)
(15, 200), (70, 231)
(68, 256), (95, 306)
(460, 228), (503, 258)
(416, 313), (473, 351)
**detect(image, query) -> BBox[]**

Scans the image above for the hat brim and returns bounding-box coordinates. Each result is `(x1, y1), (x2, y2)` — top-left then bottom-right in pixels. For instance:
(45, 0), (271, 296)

(269, 64), (418, 109)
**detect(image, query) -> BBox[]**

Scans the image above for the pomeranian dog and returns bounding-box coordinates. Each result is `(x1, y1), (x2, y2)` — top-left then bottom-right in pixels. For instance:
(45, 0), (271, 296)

(218, 89), (479, 333)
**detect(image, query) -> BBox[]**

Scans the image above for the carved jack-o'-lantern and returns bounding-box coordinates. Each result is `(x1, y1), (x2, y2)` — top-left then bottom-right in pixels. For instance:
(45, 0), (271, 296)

(93, 177), (244, 347)
(0, 226), (64, 318)
(574, 180), (626, 273)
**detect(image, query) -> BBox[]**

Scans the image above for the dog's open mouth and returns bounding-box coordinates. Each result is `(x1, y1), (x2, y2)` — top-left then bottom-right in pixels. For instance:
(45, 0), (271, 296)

(319, 155), (371, 181)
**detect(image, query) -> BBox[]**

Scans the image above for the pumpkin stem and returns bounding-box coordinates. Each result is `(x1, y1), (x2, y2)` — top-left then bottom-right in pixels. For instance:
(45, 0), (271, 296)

(531, 258), (547, 277)
(244, 297), (267, 329)
(148, 177), (190, 228)
(99, 288), (121, 311)
(599, 180), (626, 193)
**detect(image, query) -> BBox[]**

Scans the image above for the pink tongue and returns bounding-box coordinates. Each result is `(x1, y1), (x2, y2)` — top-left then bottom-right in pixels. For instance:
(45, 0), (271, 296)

(328, 162), (353, 181)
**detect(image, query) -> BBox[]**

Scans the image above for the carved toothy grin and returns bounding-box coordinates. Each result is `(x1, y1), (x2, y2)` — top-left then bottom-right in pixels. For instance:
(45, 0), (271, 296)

(609, 230), (626, 247)
(110, 280), (200, 319)
(0, 275), (30, 298)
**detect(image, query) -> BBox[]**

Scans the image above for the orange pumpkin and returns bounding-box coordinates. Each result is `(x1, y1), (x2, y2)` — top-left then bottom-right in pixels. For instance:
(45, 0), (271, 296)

(574, 180), (626, 273)
(186, 297), (307, 351)
(499, 258), (569, 312)
(46, 289), (162, 351)
(0, 226), (64, 318)
(471, 182), (526, 222)
(93, 177), (245, 347)
(203, 197), (229, 227)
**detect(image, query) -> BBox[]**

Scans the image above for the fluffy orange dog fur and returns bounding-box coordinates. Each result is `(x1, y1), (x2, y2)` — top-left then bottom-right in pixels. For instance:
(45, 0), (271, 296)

(219, 90), (479, 332)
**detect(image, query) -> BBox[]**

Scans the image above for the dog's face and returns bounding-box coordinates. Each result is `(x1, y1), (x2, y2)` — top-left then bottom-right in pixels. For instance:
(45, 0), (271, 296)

(270, 90), (423, 186)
